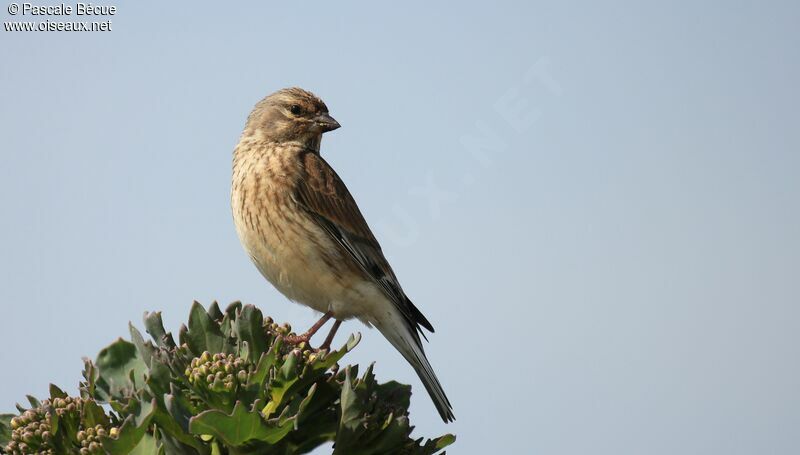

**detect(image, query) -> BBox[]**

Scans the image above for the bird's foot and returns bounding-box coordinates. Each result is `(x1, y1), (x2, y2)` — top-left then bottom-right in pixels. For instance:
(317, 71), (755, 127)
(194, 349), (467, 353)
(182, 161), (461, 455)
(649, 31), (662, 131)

(280, 311), (335, 349)
(283, 333), (311, 345)
(317, 320), (342, 352)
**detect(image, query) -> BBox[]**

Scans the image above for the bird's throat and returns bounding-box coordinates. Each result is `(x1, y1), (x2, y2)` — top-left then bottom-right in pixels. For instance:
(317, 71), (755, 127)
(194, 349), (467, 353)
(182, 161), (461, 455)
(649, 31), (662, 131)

(303, 134), (323, 154)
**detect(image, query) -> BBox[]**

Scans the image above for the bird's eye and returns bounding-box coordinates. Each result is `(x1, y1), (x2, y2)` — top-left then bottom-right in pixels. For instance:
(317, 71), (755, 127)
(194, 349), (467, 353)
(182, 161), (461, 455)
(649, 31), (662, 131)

(289, 104), (303, 116)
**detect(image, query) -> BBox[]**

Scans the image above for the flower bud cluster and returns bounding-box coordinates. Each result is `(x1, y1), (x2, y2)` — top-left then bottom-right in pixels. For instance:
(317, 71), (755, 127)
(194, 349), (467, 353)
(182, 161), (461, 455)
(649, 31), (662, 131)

(287, 346), (318, 364)
(76, 424), (110, 454)
(262, 317), (336, 371)
(264, 316), (292, 338)
(186, 351), (251, 393)
(5, 405), (51, 454)
(4, 397), (117, 455)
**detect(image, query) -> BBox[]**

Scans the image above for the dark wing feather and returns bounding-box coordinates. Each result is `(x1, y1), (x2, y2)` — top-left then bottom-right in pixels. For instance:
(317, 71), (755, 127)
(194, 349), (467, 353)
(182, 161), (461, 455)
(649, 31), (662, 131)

(293, 151), (434, 336)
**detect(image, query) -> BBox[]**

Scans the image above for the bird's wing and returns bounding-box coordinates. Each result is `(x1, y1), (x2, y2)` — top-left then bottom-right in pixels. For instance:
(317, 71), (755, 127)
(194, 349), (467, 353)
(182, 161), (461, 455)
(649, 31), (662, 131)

(293, 151), (434, 336)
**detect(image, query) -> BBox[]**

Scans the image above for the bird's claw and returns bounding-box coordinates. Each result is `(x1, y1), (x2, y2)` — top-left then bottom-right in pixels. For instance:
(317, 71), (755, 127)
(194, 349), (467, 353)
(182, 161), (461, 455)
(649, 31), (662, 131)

(283, 334), (310, 345)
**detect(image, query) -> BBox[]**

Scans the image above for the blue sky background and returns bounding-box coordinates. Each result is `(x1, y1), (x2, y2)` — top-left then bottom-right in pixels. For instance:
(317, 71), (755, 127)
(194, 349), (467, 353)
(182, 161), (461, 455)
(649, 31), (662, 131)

(1, 2), (799, 453)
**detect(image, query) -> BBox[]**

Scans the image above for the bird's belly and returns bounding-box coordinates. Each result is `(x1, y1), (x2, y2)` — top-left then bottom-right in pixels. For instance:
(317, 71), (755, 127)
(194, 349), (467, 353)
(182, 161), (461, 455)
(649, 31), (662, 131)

(234, 209), (377, 320)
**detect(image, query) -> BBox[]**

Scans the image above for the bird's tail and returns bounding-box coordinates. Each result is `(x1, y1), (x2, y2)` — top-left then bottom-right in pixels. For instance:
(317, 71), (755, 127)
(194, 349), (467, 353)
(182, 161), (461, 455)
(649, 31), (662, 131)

(374, 313), (455, 422)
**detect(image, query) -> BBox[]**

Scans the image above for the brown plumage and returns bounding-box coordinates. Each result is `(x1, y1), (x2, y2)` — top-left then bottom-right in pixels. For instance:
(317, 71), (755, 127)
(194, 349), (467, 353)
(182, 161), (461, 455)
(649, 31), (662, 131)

(231, 87), (454, 422)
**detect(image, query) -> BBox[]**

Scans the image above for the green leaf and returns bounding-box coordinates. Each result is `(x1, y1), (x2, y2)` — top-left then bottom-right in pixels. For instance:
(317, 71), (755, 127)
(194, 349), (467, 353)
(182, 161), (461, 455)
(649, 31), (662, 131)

(248, 342), (280, 389)
(189, 400), (293, 447)
(234, 305), (268, 362)
(367, 414), (412, 454)
(80, 358), (99, 399)
(164, 391), (192, 433)
(81, 399), (111, 428)
(127, 433), (159, 455)
(281, 382), (318, 430)
(143, 311), (175, 348)
(49, 383), (68, 399)
(102, 398), (157, 454)
(184, 301), (226, 355)
(338, 366), (366, 433)
(129, 323), (155, 368)
(139, 331), (172, 403)
(0, 414), (14, 446)
(223, 301), (242, 318)
(220, 301), (242, 339)
(435, 434), (456, 449)
(375, 380), (412, 412)
(94, 338), (148, 402)
(208, 301), (223, 321)
(152, 405), (206, 452)
(26, 395), (41, 408)
(262, 351), (302, 417)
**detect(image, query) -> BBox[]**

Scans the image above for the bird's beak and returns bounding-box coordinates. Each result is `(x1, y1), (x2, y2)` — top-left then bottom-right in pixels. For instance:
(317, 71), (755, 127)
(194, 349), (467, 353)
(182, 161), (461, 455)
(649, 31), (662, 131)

(314, 113), (341, 132)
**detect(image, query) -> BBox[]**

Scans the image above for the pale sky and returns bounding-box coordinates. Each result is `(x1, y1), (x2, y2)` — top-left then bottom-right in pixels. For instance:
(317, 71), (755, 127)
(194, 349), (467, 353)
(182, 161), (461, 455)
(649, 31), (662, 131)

(2, 2), (799, 453)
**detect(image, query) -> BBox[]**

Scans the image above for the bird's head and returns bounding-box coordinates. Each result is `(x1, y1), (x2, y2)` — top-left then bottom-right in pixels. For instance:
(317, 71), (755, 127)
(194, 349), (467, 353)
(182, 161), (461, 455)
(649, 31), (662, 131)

(244, 87), (340, 150)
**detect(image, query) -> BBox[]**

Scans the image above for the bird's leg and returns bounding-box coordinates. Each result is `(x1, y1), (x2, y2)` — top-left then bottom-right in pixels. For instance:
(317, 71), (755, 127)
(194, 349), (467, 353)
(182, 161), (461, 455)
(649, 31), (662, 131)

(284, 311), (333, 345)
(318, 320), (342, 351)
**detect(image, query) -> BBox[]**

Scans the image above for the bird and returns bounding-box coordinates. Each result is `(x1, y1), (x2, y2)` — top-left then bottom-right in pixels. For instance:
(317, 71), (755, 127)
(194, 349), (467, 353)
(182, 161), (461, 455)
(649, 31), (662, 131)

(231, 87), (455, 422)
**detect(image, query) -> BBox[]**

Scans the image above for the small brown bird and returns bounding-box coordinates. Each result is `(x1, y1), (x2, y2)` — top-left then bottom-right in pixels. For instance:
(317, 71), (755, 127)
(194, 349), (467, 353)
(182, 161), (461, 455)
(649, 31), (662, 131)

(231, 87), (454, 422)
